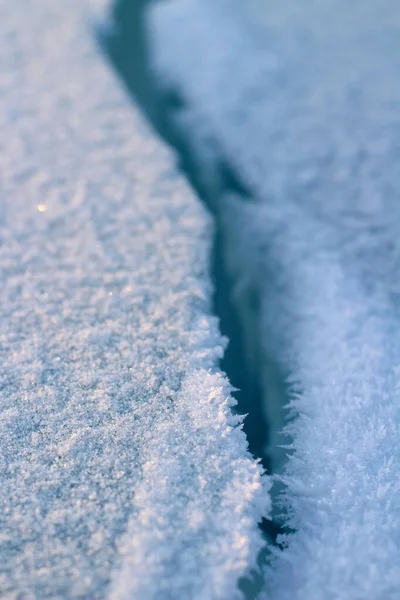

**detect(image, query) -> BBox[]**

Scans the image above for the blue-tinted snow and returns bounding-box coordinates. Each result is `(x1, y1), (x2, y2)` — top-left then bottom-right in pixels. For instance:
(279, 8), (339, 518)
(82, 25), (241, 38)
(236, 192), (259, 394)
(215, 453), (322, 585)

(148, 1), (400, 598)
(0, 1), (269, 598)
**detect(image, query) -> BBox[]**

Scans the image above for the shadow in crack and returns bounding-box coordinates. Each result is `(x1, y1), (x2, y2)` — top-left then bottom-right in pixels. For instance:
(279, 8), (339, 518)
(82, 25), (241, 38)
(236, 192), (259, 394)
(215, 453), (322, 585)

(97, 2), (291, 584)
(99, 0), (272, 468)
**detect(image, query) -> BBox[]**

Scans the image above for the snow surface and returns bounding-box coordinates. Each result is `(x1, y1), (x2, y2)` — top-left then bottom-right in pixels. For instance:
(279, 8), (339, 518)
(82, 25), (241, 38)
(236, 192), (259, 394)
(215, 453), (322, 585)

(0, 1), (269, 598)
(148, 1), (400, 598)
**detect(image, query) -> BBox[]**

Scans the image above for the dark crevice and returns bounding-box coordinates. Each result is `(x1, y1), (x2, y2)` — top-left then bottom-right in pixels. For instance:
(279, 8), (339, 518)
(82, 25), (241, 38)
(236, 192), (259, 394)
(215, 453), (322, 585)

(97, 1), (291, 591)
(98, 0), (273, 463)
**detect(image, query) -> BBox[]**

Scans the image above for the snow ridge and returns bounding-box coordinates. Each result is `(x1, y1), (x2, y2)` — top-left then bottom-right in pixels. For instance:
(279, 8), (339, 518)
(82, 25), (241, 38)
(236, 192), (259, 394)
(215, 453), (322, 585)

(0, 1), (268, 598)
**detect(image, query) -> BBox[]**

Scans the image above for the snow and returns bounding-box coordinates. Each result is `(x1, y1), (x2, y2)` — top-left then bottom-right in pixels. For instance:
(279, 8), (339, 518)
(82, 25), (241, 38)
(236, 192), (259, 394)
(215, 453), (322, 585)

(148, 1), (400, 598)
(0, 1), (268, 598)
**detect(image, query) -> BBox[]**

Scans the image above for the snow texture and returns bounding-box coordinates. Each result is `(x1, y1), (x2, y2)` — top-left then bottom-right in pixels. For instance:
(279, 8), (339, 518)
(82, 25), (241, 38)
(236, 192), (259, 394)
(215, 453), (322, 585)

(0, 1), (269, 598)
(148, 1), (400, 598)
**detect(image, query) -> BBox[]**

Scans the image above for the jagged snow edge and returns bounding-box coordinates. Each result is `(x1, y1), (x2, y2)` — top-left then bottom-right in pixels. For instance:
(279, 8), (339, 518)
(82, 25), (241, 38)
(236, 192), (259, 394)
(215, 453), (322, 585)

(96, 3), (271, 598)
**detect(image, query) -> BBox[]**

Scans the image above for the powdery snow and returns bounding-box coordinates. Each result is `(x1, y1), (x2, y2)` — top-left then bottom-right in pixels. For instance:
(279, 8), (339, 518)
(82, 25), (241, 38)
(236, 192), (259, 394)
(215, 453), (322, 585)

(0, 1), (268, 598)
(148, 1), (400, 598)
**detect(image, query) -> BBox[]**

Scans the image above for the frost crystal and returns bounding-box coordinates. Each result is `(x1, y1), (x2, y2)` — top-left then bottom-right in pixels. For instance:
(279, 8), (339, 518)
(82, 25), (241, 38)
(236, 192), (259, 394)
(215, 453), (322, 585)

(0, 2), (268, 598)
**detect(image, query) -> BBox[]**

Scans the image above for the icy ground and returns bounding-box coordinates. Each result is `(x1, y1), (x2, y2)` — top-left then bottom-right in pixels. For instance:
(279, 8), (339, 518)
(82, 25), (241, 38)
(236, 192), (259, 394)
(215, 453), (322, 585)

(0, 1), (269, 598)
(147, 1), (400, 598)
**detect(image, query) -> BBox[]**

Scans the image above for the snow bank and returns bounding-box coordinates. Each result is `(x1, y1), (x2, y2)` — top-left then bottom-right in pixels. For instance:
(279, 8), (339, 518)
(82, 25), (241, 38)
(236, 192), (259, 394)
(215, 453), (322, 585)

(0, 2), (268, 598)
(148, 1), (400, 598)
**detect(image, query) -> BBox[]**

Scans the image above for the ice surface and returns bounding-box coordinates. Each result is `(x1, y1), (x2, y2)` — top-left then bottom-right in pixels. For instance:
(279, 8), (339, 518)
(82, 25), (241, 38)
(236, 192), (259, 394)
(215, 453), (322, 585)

(148, 1), (400, 598)
(0, 1), (269, 598)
